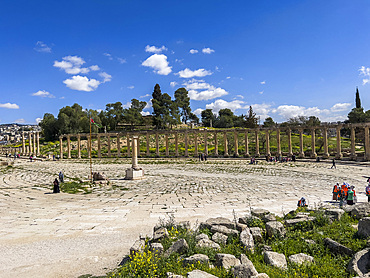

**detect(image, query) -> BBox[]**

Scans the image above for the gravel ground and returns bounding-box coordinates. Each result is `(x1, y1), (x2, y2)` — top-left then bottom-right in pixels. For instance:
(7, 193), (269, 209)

(0, 158), (368, 278)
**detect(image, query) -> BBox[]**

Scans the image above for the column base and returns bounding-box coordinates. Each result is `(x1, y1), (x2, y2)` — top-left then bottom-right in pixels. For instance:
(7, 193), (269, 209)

(350, 154), (357, 161)
(125, 168), (144, 180)
(244, 153), (250, 158)
(322, 153), (330, 159)
(310, 152), (317, 159)
(298, 152), (305, 158)
(335, 154), (343, 160)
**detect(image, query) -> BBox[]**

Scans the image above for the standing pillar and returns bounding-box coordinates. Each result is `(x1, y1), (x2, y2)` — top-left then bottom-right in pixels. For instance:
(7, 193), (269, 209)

(276, 128), (281, 157)
(117, 134), (121, 157)
(204, 131), (208, 155)
(33, 132), (36, 154)
(365, 126), (370, 161)
(29, 133), (33, 154)
(299, 129), (305, 158)
(265, 130), (270, 157)
(323, 128), (329, 158)
(155, 133), (160, 157)
(165, 133), (169, 156)
(22, 131), (25, 155)
(350, 127), (356, 160)
(244, 130), (249, 157)
(194, 132), (198, 156)
(214, 132), (218, 156)
(137, 135), (140, 157)
(67, 135), (71, 159)
(107, 135), (111, 157)
(127, 135), (131, 157)
(234, 131), (239, 157)
(335, 126), (343, 159)
(255, 129), (260, 157)
(287, 128), (293, 157)
(146, 133), (150, 156)
(59, 137), (63, 159)
(77, 134), (81, 158)
(97, 134), (101, 158)
(184, 131), (189, 157)
(175, 132), (179, 157)
(223, 132), (229, 157)
(36, 132), (40, 156)
(131, 136), (139, 170)
(311, 128), (317, 158)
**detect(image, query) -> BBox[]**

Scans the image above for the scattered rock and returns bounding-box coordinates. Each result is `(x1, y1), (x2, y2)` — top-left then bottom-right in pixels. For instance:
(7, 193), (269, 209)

(295, 212), (310, 218)
(325, 208), (345, 221)
(183, 254), (209, 266)
(358, 217), (370, 238)
(249, 227), (263, 242)
(351, 203), (370, 220)
(199, 217), (235, 230)
(150, 242), (164, 254)
(236, 254), (259, 277)
(265, 221), (286, 238)
(288, 253), (314, 265)
(212, 232), (228, 245)
(196, 233), (209, 242)
(324, 238), (354, 256)
(211, 225), (239, 237)
(236, 223), (249, 232)
(240, 228), (254, 252)
(153, 227), (169, 241)
(215, 253), (240, 269)
(167, 272), (185, 278)
(263, 251), (287, 270)
(304, 239), (316, 245)
(347, 248), (370, 276)
(261, 245), (272, 252)
(251, 208), (270, 218)
(187, 269), (218, 278)
(239, 216), (259, 225)
(285, 218), (311, 227)
(178, 221), (191, 230)
(196, 238), (220, 250)
(130, 239), (145, 255)
(250, 274), (270, 278)
(262, 213), (276, 223)
(164, 238), (189, 257)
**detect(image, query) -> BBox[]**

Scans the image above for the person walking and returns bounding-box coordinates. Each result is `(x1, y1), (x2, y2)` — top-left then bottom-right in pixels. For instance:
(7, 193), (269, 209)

(347, 187), (354, 205)
(59, 171), (64, 183)
(366, 183), (370, 202)
(53, 178), (60, 193)
(331, 158), (336, 169)
(332, 183), (340, 201)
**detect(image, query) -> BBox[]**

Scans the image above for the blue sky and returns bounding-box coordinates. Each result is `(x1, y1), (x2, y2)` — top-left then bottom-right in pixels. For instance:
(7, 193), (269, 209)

(1, 0), (370, 124)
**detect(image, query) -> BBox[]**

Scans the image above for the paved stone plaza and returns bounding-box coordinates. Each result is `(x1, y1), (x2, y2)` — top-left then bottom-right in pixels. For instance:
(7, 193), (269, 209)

(0, 158), (368, 277)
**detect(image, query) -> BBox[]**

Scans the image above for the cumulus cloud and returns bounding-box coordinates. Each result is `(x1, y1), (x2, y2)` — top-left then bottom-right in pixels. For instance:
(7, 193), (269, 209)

(359, 66), (370, 85)
(117, 57), (127, 64)
(259, 91), (264, 95)
(193, 108), (203, 115)
(330, 103), (352, 112)
(0, 103), (19, 109)
(140, 94), (151, 98)
(182, 80), (228, 101)
(142, 54), (172, 75)
(15, 118), (25, 123)
(104, 53), (113, 60)
(99, 72), (112, 83)
(170, 81), (178, 87)
(63, 75), (100, 92)
(127, 85), (135, 89)
(189, 49), (198, 54)
(260, 81), (266, 85)
(206, 99), (245, 113)
(54, 56), (90, 74)
(90, 65), (100, 71)
(202, 47), (215, 54)
(35, 117), (42, 124)
(177, 68), (212, 78)
(34, 41), (52, 53)
(32, 90), (55, 98)
(141, 111), (150, 116)
(145, 45), (167, 53)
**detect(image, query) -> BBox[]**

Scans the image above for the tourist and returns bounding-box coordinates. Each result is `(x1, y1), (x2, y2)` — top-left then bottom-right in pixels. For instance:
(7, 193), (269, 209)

(347, 187), (354, 205)
(204, 154), (207, 161)
(331, 158), (336, 169)
(332, 183), (340, 201)
(29, 155), (33, 162)
(53, 178), (60, 193)
(297, 197), (307, 207)
(59, 171), (64, 183)
(366, 183), (370, 202)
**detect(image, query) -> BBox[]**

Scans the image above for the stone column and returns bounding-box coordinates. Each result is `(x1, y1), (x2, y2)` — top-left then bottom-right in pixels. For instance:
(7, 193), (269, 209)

(155, 133), (160, 157)
(184, 131), (189, 157)
(97, 134), (101, 158)
(265, 130), (271, 157)
(276, 128), (281, 157)
(223, 132), (229, 157)
(127, 135), (131, 157)
(204, 131), (208, 155)
(59, 136), (63, 159)
(33, 132), (36, 154)
(350, 127), (356, 160)
(67, 135), (71, 159)
(146, 133), (150, 156)
(365, 126), (370, 160)
(323, 127), (329, 158)
(287, 128), (293, 157)
(36, 132), (40, 156)
(214, 132), (218, 156)
(335, 126), (343, 159)
(22, 131), (25, 155)
(107, 135), (111, 157)
(175, 132), (179, 157)
(77, 134), (81, 158)
(299, 129), (305, 158)
(244, 130), (249, 157)
(117, 134), (121, 157)
(131, 136), (139, 170)
(137, 135), (140, 157)
(311, 128), (317, 158)
(165, 133), (169, 156)
(29, 133), (33, 154)
(234, 131), (239, 157)
(255, 129), (260, 157)
(194, 132), (198, 156)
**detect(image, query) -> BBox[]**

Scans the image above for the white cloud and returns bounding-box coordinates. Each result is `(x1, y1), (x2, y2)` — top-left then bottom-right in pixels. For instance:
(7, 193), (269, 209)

(63, 75), (101, 92)
(0, 103), (19, 109)
(141, 111), (150, 116)
(142, 54), (172, 75)
(251, 103), (272, 121)
(140, 94), (151, 98)
(177, 68), (212, 78)
(202, 47), (215, 54)
(122, 102), (131, 108)
(193, 108), (203, 115)
(34, 41), (52, 53)
(145, 101), (152, 109)
(90, 65), (100, 71)
(226, 76), (231, 79)
(127, 85), (135, 89)
(170, 81), (178, 87)
(117, 57), (127, 64)
(236, 95), (244, 99)
(59, 96), (65, 99)
(35, 117), (42, 124)
(145, 45), (167, 53)
(330, 103), (351, 112)
(360, 66), (370, 85)
(206, 99), (245, 113)
(260, 81), (266, 85)
(189, 49), (198, 54)
(32, 90), (55, 98)
(259, 91), (264, 95)
(104, 53), (113, 60)
(15, 118), (25, 123)
(54, 56), (90, 74)
(99, 72), (112, 83)
(183, 80), (228, 101)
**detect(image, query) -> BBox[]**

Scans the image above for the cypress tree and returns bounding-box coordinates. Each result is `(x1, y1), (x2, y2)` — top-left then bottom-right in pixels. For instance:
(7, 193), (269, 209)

(356, 87), (361, 108)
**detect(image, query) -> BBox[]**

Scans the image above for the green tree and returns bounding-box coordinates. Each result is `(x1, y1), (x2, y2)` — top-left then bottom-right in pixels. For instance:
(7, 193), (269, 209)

(356, 87), (362, 109)
(215, 108), (235, 128)
(189, 113), (199, 124)
(39, 113), (59, 141)
(263, 117), (275, 127)
(245, 106), (258, 128)
(151, 84), (179, 129)
(123, 99), (147, 128)
(174, 88), (191, 124)
(201, 109), (216, 127)
(347, 107), (367, 123)
(104, 102), (124, 131)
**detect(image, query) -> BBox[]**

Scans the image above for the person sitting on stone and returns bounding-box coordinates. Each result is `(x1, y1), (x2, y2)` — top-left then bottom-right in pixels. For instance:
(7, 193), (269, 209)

(53, 178), (60, 193)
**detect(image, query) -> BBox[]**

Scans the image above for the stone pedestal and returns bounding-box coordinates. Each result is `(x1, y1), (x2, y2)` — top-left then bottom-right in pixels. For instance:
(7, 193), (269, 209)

(125, 136), (144, 180)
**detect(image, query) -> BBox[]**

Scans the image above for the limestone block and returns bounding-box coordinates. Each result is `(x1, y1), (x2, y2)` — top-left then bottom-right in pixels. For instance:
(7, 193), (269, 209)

(125, 168), (144, 180)
(262, 213), (276, 223)
(358, 217), (370, 238)
(240, 228), (254, 252)
(251, 274), (270, 278)
(347, 249), (370, 276)
(214, 253), (240, 269)
(233, 254), (258, 278)
(187, 269), (218, 278)
(351, 203), (370, 220)
(249, 227), (263, 242)
(164, 238), (189, 257)
(288, 253), (314, 265)
(265, 221), (286, 238)
(130, 239), (145, 255)
(284, 218), (310, 227)
(236, 223), (249, 232)
(196, 233), (209, 242)
(239, 216), (259, 225)
(153, 227), (169, 241)
(212, 232), (228, 245)
(325, 208), (345, 221)
(199, 217), (235, 230)
(183, 254), (210, 266)
(251, 208), (270, 218)
(304, 239), (316, 245)
(263, 251), (287, 270)
(211, 225), (239, 237)
(196, 238), (220, 250)
(167, 272), (185, 278)
(324, 238), (354, 256)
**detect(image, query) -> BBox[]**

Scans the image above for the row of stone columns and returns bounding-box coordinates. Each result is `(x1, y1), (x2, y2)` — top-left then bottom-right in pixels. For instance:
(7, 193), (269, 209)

(21, 131), (40, 156)
(57, 126), (370, 160)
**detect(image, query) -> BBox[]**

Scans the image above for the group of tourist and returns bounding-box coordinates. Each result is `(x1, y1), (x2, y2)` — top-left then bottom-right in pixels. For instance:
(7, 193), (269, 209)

(53, 171), (64, 193)
(265, 155), (296, 163)
(332, 182), (356, 206)
(198, 153), (207, 162)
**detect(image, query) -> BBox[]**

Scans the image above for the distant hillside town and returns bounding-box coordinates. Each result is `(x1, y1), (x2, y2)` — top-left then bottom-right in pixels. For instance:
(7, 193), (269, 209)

(0, 124), (41, 145)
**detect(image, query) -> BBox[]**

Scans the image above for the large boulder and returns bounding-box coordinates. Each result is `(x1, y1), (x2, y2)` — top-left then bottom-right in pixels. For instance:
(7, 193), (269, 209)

(215, 253), (240, 269)
(324, 238), (354, 256)
(249, 227), (263, 242)
(187, 269), (218, 278)
(239, 216), (260, 225)
(165, 239), (189, 257)
(284, 217), (315, 227)
(199, 217), (235, 230)
(251, 208), (270, 218)
(240, 228), (254, 252)
(183, 254), (210, 266)
(153, 227), (169, 241)
(150, 242), (164, 254)
(211, 225), (239, 237)
(167, 272), (185, 278)
(251, 274), (270, 278)
(212, 232), (228, 245)
(347, 248), (370, 276)
(263, 251), (287, 270)
(234, 254), (259, 277)
(265, 221), (286, 238)
(196, 233), (209, 242)
(262, 214), (276, 223)
(288, 253), (314, 265)
(130, 239), (145, 255)
(358, 217), (370, 238)
(196, 238), (220, 250)
(351, 203), (370, 220)
(325, 208), (345, 221)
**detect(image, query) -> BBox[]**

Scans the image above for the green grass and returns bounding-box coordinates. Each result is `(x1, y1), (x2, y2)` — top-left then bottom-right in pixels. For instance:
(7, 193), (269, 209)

(59, 181), (93, 194)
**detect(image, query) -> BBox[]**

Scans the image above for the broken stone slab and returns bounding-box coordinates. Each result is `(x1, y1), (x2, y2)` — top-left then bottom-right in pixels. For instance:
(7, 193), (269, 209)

(164, 238), (189, 257)
(167, 272), (185, 278)
(240, 228), (254, 252)
(153, 227), (169, 241)
(199, 217), (235, 230)
(261, 245), (272, 252)
(263, 251), (287, 270)
(183, 254), (210, 266)
(239, 216), (259, 225)
(358, 217), (370, 238)
(265, 221), (286, 238)
(130, 239), (145, 255)
(187, 269), (218, 278)
(351, 203), (370, 220)
(196, 238), (220, 250)
(215, 253), (240, 269)
(196, 233), (209, 242)
(295, 212), (310, 218)
(262, 213), (276, 223)
(249, 227), (263, 243)
(150, 242), (164, 254)
(325, 208), (345, 221)
(235, 254), (259, 277)
(210, 225), (239, 237)
(236, 223), (249, 232)
(212, 232), (228, 245)
(324, 238), (354, 256)
(288, 253), (314, 265)
(347, 248), (370, 276)
(284, 218), (311, 227)
(251, 274), (270, 278)
(251, 208), (270, 218)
